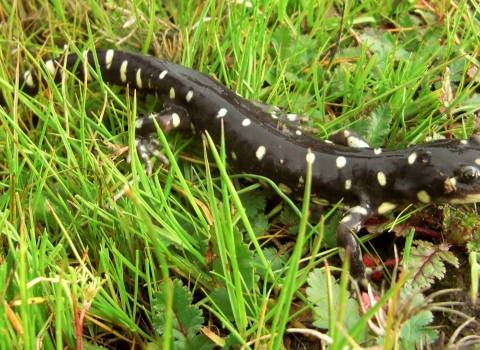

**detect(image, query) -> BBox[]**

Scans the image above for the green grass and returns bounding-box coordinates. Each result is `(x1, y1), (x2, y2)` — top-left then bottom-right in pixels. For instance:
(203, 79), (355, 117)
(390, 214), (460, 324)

(1, 0), (480, 349)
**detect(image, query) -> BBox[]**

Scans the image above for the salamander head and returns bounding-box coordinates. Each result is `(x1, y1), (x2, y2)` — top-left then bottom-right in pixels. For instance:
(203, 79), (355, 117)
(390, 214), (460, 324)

(394, 135), (480, 205)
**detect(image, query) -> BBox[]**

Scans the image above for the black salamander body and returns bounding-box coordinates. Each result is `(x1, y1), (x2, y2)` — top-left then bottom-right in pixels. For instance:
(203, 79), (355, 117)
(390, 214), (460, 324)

(2, 50), (480, 283)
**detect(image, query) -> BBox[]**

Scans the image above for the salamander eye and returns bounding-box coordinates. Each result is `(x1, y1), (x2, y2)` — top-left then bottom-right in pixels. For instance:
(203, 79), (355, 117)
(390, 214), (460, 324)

(458, 166), (480, 183)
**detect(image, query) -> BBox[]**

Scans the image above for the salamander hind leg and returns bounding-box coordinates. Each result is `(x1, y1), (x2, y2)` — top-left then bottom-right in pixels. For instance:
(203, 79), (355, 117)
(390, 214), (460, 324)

(336, 204), (373, 287)
(129, 105), (191, 175)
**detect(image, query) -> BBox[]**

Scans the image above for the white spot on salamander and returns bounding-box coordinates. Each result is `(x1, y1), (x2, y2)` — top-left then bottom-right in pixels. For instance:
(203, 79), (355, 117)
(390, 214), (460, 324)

(287, 114), (298, 122)
(377, 202), (397, 214)
(347, 136), (369, 148)
(105, 49), (114, 69)
(256, 146), (266, 160)
(172, 113), (180, 128)
(120, 60), (128, 83)
(350, 205), (368, 216)
(135, 118), (144, 129)
(296, 130), (302, 136)
(170, 87), (175, 99)
(377, 171), (386, 186)
(336, 156), (346, 168)
(345, 179), (352, 190)
(186, 90), (194, 103)
(374, 148), (382, 155)
(217, 108), (227, 118)
(408, 152), (417, 165)
(242, 118), (251, 126)
(45, 60), (56, 75)
(136, 68), (142, 88)
(23, 71), (35, 87)
(340, 214), (352, 224)
(159, 70), (168, 79)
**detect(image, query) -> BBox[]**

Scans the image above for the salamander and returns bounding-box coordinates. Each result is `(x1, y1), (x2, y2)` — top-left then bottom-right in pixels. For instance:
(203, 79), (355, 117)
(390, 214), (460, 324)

(2, 49), (480, 284)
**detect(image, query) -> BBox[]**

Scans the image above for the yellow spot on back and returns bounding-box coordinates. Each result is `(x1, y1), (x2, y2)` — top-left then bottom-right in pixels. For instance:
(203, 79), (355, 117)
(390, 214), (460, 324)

(377, 172), (386, 186)
(417, 190), (431, 203)
(377, 202), (397, 214)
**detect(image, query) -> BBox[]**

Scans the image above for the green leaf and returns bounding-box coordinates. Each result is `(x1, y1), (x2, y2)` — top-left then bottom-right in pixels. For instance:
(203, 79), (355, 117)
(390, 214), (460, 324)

(323, 211), (343, 248)
(399, 292), (438, 349)
(152, 280), (214, 350)
(254, 247), (286, 276)
(306, 269), (361, 330)
(441, 206), (480, 249)
(212, 229), (257, 289)
(403, 240), (459, 291)
(239, 191), (267, 218)
(210, 287), (235, 322)
(359, 28), (409, 61)
(351, 103), (392, 147)
(279, 205), (300, 234)
(249, 214), (270, 238)
(270, 26), (294, 62)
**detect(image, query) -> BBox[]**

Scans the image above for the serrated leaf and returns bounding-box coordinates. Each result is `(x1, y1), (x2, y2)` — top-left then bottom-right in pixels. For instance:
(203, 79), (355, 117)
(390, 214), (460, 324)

(250, 214), (270, 238)
(441, 206), (480, 247)
(399, 292), (438, 349)
(327, 62), (355, 95)
(279, 205), (300, 234)
(223, 334), (242, 349)
(361, 103), (392, 147)
(254, 247), (286, 275)
(359, 28), (409, 61)
(212, 230), (257, 289)
(239, 191), (267, 217)
(152, 280), (214, 350)
(324, 211), (343, 248)
(270, 27), (294, 61)
(375, 291), (438, 349)
(306, 269), (360, 330)
(399, 311), (438, 349)
(455, 93), (480, 115)
(279, 205), (298, 225)
(210, 287), (235, 322)
(235, 237), (258, 289)
(404, 240), (459, 290)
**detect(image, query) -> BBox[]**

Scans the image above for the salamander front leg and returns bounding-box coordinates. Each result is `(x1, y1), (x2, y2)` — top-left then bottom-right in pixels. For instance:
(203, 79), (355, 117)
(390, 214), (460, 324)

(249, 100), (319, 133)
(337, 204), (373, 286)
(130, 105), (191, 175)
